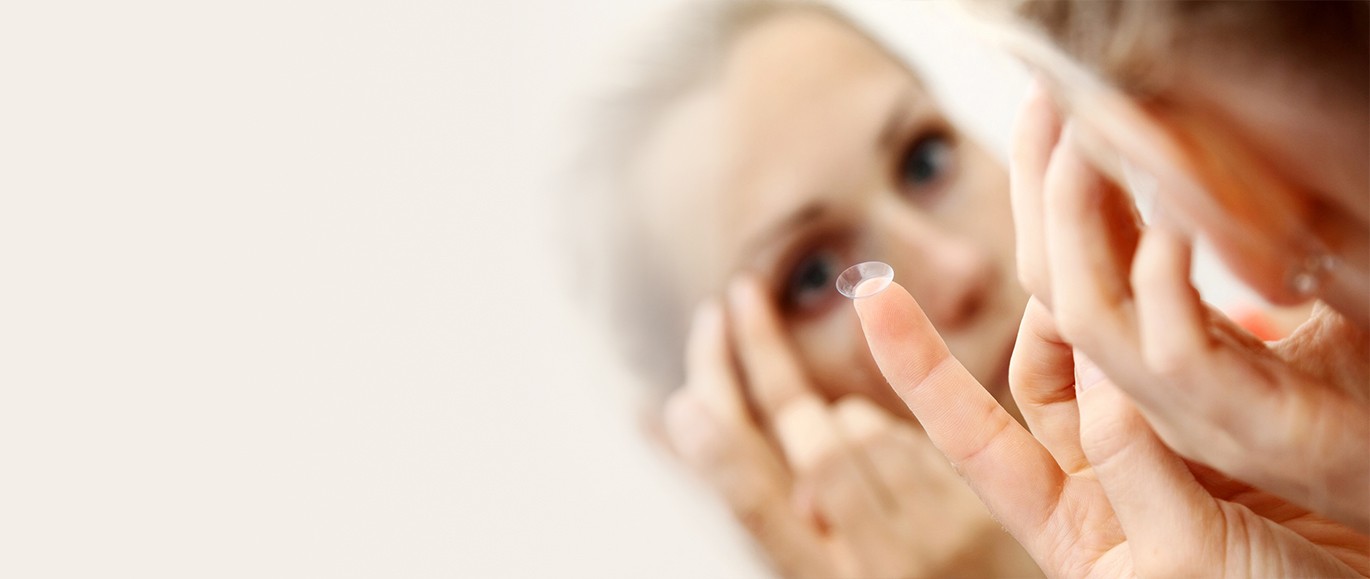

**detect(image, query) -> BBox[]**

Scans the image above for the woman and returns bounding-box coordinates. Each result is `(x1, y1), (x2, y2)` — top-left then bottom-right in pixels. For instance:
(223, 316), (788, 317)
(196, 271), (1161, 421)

(853, 1), (1370, 576)
(580, 0), (1038, 576)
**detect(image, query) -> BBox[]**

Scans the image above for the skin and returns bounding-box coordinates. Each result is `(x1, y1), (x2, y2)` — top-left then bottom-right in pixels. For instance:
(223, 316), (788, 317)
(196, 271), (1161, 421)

(850, 31), (1370, 577)
(854, 281), (1370, 578)
(632, 10), (1024, 418)
(1011, 81), (1370, 534)
(628, 9), (1036, 577)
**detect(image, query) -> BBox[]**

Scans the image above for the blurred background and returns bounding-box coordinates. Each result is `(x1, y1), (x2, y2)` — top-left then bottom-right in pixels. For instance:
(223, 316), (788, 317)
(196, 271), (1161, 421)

(0, 1), (1257, 577)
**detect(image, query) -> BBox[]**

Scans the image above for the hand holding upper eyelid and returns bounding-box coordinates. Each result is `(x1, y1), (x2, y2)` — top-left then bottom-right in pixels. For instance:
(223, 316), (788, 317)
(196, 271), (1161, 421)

(725, 275), (820, 420)
(712, 275), (1038, 578)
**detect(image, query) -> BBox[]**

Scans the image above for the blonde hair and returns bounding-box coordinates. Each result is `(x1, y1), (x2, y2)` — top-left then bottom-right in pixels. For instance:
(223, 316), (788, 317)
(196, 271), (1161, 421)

(963, 0), (1368, 102)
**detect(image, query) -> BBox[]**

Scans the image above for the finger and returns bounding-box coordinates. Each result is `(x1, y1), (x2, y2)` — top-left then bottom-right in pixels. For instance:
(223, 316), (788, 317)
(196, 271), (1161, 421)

(830, 395), (931, 495)
(1011, 79), (1064, 305)
(773, 395), (901, 569)
(1073, 354), (1225, 577)
(674, 306), (795, 507)
(832, 396), (989, 578)
(1008, 298), (1089, 475)
(726, 276), (816, 423)
(1129, 234), (1370, 530)
(685, 300), (748, 422)
(663, 391), (838, 579)
(1042, 133), (1143, 367)
(853, 281), (1067, 547)
(678, 300), (818, 552)
(1126, 227), (1227, 449)
(1132, 227), (1208, 387)
(727, 275), (912, 561)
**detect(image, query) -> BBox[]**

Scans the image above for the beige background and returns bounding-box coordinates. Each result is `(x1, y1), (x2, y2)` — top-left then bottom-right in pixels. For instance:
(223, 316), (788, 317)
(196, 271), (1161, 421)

(0, 1), (1253, 577)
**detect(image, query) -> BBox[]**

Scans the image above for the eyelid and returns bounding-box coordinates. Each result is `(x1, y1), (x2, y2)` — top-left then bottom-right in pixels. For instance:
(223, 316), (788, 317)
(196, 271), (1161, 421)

(895, 127), (959, 203)
(770, 227), (855, 310)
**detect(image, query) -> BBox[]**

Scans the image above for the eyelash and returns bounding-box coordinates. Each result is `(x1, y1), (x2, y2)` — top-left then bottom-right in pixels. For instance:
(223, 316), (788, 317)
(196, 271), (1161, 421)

(895, 124), (958, 205)
(766, 123), (957, 318)
(773, 228), (851, 317)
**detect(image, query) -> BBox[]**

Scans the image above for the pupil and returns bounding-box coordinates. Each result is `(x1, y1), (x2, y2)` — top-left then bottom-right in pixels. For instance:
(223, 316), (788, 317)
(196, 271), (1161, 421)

(905, 137), (946, 185)
(800, 258), (831, 289)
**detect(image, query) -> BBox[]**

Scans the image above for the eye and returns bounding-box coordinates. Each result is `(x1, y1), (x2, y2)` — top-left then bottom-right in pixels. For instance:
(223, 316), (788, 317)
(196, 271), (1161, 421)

(781, 248), (843, 314)
(898, 130), (956, 199)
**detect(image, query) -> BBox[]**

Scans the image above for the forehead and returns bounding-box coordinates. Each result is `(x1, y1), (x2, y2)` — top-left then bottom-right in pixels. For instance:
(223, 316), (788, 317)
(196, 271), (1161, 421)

(632, 11), (921, 298)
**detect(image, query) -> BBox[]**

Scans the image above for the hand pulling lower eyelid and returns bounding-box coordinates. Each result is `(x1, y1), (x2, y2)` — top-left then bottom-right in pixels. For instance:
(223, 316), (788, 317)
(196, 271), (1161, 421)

(836, 261), (894, 299)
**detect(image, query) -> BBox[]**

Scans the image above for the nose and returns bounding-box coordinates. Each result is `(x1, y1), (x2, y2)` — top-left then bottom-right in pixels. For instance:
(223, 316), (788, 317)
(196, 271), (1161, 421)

(873, 202), (997, 331)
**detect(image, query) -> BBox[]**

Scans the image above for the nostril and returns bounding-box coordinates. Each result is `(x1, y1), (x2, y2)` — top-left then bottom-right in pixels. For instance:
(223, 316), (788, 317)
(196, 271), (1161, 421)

(942, 280), (988, 329)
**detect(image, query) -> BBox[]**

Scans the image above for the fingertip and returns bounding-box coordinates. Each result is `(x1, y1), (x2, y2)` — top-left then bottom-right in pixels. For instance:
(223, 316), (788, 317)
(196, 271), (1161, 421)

(851, 279), (894, 316)
(772, 395), (840, 473)
(1013, 79), (1063, 155)
(686, 298), (724, 355)
(1072, 351), (1110, 395)
(692, 298), (724, 337)
(831, 395), (895, 443)
(726, 274), (766, 318)
(725, 274), (785, 348)
(852, 281), (958, 404)
(836, 261), (894, 299)
(853, 281), (924, 341)
(663, 390), (712, 461)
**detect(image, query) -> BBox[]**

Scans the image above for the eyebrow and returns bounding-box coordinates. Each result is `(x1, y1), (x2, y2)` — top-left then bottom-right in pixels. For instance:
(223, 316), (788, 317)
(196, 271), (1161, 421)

(738, 201), (829, 265)
(879, 86), (918, 154)
(734, 85), (918, 268)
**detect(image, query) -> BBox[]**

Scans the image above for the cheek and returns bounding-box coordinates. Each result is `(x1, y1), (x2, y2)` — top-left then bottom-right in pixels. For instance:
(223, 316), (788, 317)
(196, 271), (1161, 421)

(958, 148), (1015, 254)
(786, 309), (900, 410)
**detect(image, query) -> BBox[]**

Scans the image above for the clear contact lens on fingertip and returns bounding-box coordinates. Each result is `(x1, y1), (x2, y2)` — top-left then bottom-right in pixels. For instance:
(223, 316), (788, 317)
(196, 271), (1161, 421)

(836, 261), (894, 299)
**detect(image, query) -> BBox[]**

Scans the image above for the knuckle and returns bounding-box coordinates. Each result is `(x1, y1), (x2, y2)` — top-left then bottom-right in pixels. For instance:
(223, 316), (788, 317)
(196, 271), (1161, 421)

(831, 395), (889, 442)
(731, 500), (771, 536)
(664, 396), (738, 468)
(831, 393), (867, 415)
(1052, 306), (1094, 348)
(1142, 341), (1193, 382)
(1078, 404), (1143, 470)
(806, 451), (871, 517)
(817, 472), (867, 517)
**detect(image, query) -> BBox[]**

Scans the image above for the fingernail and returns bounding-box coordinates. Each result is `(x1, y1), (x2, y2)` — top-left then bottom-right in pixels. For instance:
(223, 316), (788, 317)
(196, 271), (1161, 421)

(1074, 352), (1108, 393)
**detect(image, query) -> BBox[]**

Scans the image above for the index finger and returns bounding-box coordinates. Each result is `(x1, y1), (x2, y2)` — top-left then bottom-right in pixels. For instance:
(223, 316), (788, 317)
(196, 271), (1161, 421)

(853, 281), (1066, 538)
(1010, 80), (1063, 306)
(726, 276), (819, 419)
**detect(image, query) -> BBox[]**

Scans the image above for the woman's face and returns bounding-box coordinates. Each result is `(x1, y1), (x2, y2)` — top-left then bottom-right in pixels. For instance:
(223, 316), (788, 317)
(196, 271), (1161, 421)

(630, 12), (1025, 417)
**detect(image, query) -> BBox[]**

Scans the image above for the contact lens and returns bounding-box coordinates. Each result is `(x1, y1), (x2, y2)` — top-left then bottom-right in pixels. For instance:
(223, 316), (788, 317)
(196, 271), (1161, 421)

(836, 261), (894, 299)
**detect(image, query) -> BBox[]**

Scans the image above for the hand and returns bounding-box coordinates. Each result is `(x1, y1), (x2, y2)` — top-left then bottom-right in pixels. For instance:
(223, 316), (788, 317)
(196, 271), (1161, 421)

(662, 277), (1037, 578)
(854, 283), (1370, 577)
(1010, 84), (1370, 531)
